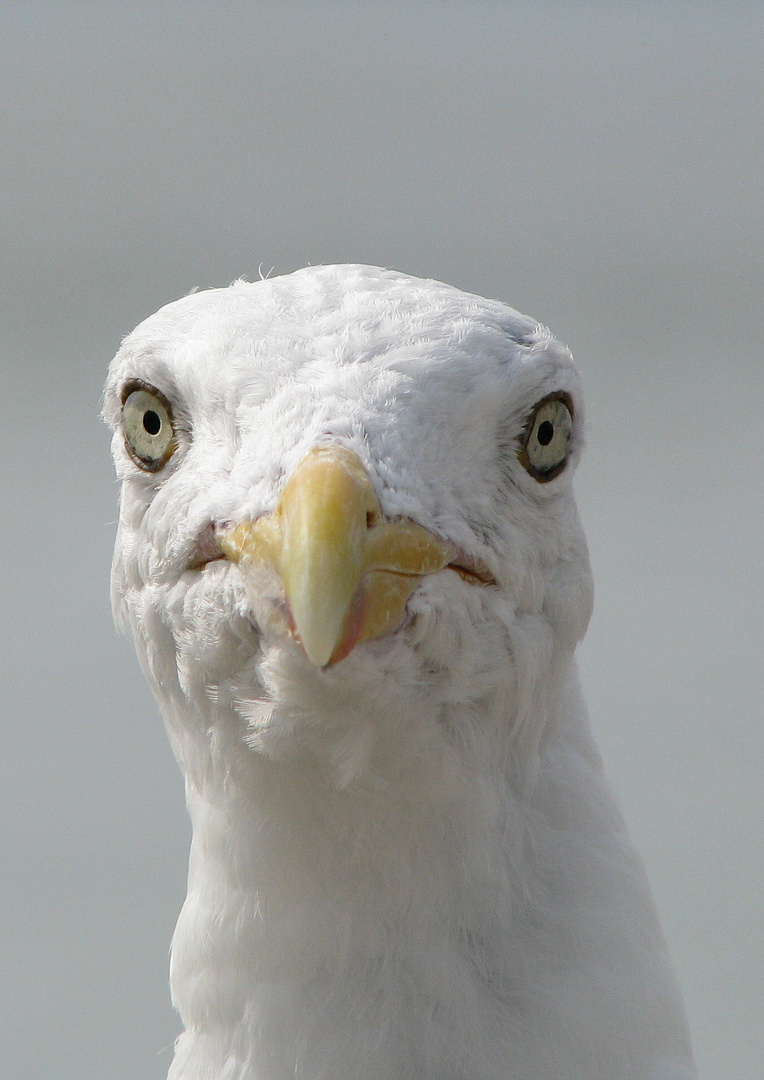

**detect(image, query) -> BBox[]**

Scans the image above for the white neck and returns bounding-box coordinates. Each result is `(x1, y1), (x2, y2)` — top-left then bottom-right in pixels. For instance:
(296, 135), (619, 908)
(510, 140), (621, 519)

(158, 665), (692, 1080)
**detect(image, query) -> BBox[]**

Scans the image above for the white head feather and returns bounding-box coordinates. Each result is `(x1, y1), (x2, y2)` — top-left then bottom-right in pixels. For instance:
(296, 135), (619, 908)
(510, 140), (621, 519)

(105, 265), (695, 1080)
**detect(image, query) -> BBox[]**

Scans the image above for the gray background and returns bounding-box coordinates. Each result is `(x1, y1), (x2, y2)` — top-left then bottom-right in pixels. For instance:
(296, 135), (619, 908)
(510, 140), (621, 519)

(1, 3), (762, 1078)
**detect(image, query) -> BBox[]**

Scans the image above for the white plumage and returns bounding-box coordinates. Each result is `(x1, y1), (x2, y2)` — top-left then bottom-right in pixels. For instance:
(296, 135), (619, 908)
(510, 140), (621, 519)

(105, 264), (695, 1080)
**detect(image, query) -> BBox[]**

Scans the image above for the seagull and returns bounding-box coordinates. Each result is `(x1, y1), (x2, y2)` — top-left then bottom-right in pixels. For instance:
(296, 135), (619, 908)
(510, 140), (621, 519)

(104, 264), (696, 1080)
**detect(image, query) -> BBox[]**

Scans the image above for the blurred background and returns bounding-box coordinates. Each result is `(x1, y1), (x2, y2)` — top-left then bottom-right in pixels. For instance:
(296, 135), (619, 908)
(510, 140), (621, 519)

(1, 3), (761, 1078)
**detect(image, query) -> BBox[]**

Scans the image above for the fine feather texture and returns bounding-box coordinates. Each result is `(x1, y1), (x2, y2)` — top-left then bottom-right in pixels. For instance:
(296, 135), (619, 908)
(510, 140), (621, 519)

(105, 264), (696, 1080)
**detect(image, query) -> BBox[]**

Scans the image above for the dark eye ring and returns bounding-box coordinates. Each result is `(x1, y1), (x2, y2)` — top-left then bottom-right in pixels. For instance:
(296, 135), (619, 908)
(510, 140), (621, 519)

(518, 393), (574, 482)
(121, 380), (176, 471)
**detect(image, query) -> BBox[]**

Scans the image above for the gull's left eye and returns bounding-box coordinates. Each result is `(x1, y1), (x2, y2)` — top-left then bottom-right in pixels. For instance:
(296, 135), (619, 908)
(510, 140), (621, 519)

(519, 394), (574, 482)
(121, 385), (176, 471)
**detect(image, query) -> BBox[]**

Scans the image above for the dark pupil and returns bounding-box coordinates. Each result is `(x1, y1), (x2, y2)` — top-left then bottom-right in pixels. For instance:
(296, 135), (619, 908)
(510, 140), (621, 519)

(143, 409), (161, 436)
(537, 420), (554, 446)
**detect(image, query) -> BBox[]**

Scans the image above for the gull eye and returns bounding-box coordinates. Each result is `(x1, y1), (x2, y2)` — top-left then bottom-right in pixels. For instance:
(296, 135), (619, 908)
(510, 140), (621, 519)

(519, 394), (574, 482)
(121, 385), (176, 471)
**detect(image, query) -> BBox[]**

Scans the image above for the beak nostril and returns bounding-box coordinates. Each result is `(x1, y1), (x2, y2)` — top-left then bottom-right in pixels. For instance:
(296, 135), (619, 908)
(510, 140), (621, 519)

(366, 510), (379, 529)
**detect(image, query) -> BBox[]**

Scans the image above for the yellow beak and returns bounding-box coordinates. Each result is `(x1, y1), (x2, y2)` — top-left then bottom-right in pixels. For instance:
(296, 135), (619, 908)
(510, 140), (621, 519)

(216, 445), (453, 667)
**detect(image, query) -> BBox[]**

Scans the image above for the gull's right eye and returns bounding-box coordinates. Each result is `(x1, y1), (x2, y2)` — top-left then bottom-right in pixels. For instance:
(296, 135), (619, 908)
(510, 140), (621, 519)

(121, 384), (176, 471)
